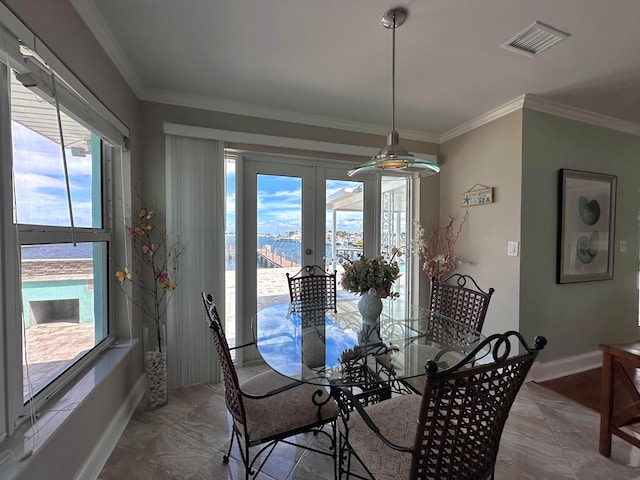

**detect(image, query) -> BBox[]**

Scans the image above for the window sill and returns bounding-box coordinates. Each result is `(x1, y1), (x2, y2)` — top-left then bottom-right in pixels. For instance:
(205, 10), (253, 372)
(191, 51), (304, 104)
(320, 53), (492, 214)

(0, 339), (143, 480)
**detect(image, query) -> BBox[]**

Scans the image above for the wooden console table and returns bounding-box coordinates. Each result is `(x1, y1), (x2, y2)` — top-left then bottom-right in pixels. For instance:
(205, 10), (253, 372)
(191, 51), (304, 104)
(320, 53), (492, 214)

(599, 342), (640, 456)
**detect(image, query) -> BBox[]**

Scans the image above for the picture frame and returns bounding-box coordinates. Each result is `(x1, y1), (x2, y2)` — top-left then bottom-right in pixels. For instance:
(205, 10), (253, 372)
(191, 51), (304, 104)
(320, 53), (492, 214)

(557, 169), (617, 284)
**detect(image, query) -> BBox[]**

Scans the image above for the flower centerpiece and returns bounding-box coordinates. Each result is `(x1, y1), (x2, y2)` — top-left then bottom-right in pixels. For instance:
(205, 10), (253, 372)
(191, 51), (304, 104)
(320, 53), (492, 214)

(410, 212), (468, 282)
(115, 204), (183, 408)
(340, 250), (402, 342)
(339, 249), (402, 299)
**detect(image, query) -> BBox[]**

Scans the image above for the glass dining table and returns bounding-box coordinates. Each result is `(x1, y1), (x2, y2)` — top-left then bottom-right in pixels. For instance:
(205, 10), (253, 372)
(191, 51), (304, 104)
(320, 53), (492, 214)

(254, 297), (487, 399)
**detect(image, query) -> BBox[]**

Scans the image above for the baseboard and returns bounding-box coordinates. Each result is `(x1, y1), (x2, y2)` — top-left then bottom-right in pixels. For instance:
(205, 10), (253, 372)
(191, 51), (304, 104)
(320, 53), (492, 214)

(74, 373), (146, 480)
(527, 350), (602, 383)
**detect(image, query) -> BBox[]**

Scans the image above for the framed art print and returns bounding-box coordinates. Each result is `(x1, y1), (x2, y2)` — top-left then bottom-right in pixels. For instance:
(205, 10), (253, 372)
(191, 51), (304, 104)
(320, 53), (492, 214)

(557, 169), (617, 283)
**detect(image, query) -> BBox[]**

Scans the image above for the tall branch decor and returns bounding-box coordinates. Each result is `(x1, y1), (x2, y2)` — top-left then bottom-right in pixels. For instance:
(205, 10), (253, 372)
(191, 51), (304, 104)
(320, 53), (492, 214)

(411, 212), (469, 282)
(115, 204), (183, 409)
(116, 205), (183, 351)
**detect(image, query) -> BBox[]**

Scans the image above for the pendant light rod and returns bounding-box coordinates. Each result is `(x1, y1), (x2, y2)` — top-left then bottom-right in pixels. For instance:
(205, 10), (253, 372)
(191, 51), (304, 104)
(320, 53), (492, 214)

(391, 10), (396, 134)
(385, 7), (406, 135)
(348, 6), (440, 177)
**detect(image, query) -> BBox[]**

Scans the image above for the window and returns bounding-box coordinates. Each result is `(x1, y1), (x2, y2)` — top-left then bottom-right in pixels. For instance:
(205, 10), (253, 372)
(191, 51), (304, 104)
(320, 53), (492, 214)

(10, 74), (110, 403)
(381, 176), (411, 302)
(0, 14), (127, 434)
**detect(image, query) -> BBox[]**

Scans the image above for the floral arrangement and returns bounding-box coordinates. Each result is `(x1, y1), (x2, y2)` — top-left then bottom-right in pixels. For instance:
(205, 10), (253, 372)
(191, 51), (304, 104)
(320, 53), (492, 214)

(116, 205), (183, 352)
(339, 248), (402, 298)
(410, 212), (468, 282)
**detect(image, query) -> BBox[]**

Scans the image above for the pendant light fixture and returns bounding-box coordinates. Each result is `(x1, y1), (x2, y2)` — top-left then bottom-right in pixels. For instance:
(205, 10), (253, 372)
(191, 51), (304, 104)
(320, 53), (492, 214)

(348, 7), (440, 177)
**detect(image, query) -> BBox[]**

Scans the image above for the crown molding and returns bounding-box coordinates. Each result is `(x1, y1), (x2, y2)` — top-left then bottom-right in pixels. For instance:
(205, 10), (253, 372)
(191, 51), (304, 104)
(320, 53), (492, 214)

(145, 88), (441, 144)
(439, 96), (527, 143)
(522, 94), (640, 136)
(441, 94), (640, 142)
(66, 3), (640, 142)
(69, 0), (146, 98)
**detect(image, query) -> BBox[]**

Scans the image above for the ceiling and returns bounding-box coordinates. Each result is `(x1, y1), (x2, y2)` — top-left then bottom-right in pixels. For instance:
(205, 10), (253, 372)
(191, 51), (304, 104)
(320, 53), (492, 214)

(71, 0), (640, 142)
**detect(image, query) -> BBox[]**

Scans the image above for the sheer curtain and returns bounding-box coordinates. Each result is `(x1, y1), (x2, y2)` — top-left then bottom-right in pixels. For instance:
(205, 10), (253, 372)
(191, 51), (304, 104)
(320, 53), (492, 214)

(165, 135), (224, 387)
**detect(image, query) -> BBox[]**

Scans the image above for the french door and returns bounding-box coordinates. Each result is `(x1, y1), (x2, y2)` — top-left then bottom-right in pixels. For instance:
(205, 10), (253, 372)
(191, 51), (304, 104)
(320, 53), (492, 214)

(235, 153), (413, 364)
(238, 155), (371, 359)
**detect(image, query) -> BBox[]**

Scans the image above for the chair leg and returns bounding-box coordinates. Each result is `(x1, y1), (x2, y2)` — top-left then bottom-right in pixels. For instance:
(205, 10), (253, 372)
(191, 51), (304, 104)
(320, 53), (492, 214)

(338, 430), (350, 480)
(223, 427), (235, 464)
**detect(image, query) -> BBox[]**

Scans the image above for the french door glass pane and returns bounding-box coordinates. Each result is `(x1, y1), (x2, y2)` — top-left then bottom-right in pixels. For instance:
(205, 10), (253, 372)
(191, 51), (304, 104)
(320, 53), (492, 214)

(225, 155), (236, 349)
(326, 180), (364, 296)
(256, 174), (302, 310)
(381, 177), (409, 301)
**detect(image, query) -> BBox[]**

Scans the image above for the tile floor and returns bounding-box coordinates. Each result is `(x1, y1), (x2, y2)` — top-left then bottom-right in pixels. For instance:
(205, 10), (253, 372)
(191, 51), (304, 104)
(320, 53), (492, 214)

(98, 364), (640, 480)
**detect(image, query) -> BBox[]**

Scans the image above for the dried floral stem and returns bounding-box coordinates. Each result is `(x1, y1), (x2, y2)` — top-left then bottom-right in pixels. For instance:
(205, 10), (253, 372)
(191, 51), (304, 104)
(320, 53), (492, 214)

(116, 205), (183, 352)
(411, 212), (469, 282)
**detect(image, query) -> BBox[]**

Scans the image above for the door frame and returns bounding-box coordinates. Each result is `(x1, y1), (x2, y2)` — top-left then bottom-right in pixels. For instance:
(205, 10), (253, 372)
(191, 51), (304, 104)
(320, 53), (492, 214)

(236, 153), (378, 364)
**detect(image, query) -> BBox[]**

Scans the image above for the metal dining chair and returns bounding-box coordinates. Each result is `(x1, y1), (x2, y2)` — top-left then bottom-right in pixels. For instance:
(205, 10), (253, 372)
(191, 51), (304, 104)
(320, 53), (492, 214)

(401, 273), (495, 394)
(428, 273), (494, 332)
(287, 264), (337, 316)
(336, 331), (547, 480)
(202, 292), (339, 480)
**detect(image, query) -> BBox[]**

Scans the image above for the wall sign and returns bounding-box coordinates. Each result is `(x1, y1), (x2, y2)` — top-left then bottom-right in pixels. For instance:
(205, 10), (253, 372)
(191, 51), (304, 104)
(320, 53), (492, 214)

(461, 184), (494, 207)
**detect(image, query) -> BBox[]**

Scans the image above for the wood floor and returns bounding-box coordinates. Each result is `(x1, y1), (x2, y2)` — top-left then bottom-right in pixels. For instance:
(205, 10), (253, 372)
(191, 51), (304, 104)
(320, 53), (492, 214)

(540, 367), (640, 414)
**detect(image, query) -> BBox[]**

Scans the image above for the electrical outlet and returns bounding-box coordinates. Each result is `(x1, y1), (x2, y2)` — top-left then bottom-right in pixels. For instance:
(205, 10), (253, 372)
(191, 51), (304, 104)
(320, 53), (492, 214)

(507, 241), (519, 256)
(620, 241), (627, 252)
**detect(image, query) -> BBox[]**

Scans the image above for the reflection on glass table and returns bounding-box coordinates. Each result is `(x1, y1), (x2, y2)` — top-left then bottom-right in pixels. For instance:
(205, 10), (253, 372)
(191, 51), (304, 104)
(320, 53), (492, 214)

(254, 298), (488, 390)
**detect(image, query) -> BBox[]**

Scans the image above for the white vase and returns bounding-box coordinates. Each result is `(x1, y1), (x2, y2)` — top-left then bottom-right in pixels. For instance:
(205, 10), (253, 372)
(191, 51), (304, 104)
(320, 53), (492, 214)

(145, 350), (168, 409)
(358, 288), (383, 344)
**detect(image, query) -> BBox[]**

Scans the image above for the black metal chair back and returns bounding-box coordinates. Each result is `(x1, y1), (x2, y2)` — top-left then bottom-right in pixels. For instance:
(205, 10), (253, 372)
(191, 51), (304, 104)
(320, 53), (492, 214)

(287, 264), (337, 314)
(412, 332), (545, 479)
(429, 273), (494, 332)
(338, 331), (547, 480)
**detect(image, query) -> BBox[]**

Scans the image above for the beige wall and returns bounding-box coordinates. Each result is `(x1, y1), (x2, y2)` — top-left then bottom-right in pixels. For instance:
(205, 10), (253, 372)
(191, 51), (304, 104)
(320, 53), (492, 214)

(139, 100), (439, 207)
(520, 109), (640, 362)
(439, 111), (524, 336)
(1, 1), (143, 477)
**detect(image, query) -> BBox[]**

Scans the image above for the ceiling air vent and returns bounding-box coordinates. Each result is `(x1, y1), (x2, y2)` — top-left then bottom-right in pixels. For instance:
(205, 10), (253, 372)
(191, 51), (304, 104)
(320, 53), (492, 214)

(501, 21), (570, 57)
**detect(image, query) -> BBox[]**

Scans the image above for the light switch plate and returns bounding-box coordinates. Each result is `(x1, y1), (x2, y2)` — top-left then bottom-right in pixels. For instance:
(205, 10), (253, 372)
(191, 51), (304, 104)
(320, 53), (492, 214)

(620, 241), (627, 252)
(507, 241), (519, 256)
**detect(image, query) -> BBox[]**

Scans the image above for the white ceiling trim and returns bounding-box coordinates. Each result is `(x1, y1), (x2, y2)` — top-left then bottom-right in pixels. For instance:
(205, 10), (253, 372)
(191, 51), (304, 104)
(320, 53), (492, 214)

(69, 0), (145, 98)
(522, 95), (640, 136)
(440, 94), (640, 142)
(149, 88), (440, 143)
(69, 1), (439, 144)
(163, 122), (438, 162)
(439, 96), (527, 143)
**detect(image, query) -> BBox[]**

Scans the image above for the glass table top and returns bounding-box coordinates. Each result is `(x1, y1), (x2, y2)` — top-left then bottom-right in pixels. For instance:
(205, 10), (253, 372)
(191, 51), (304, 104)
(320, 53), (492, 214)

(254, 298), (488, 387)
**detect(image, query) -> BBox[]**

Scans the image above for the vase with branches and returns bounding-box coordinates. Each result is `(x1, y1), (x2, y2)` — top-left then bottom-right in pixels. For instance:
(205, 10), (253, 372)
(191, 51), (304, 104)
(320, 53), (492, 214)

(410, 212), (469, 282)
(115, 204), (183, 408)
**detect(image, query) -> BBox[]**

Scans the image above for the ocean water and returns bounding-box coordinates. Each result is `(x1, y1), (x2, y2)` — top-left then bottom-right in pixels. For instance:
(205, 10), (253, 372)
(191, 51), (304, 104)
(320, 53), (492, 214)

(21, 243), (94, 259)
(225, 235), (338, 271)
(20, 238), (369, 272)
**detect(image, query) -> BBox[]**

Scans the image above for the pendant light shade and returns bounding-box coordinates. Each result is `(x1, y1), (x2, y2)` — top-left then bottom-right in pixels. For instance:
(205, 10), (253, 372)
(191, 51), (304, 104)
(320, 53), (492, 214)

(348, 7), (440, 178)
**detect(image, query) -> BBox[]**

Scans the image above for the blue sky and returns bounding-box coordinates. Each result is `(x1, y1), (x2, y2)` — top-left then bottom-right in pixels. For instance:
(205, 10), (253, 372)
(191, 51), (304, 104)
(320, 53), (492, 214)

(225, 160), (363, 235)
(12, 121), (94, 227)
(14, 121), (363, 237)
